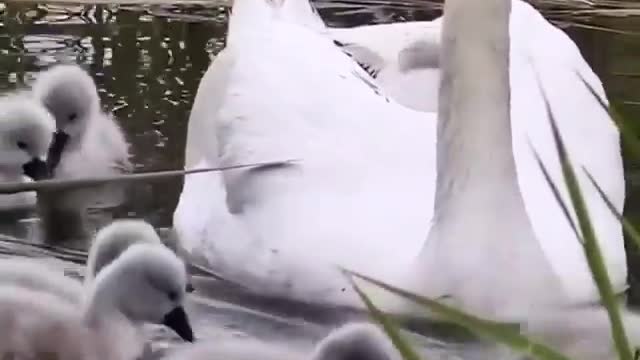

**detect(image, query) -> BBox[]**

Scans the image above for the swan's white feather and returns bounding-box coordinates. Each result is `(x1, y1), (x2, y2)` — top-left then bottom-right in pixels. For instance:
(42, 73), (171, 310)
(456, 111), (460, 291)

(175, 0), (435, 305)
(330, 0), (626, 303)
(174, 0), (625, 308)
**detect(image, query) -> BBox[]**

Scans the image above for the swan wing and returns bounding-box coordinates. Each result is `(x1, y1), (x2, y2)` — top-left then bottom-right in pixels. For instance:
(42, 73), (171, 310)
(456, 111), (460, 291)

(509, 0), (626, 302)
(176, 0), (437, 306)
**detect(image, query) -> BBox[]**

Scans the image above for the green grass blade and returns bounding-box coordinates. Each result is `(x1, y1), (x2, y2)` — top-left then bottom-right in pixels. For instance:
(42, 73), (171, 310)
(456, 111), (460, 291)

(538, 74), (633, 360)
(576, 71), (640, 160)
(584, 167), (640, 252)
(528, 141), (580, 240)
(0, 159), (297, 194)
(344, 270), (571, 360)
(347, 276), (424, 360)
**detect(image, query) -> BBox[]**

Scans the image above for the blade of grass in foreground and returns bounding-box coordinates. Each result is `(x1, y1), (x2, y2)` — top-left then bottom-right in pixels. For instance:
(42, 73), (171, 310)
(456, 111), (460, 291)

(537, 73), (633, 360)
(577, 71), (640, 161)
(584, 168), (640, 252)
(343, 269), (571, 360)
(529, 142), (580, 240)
(0, 160), (297, 194)
(347, 276), (423, 360)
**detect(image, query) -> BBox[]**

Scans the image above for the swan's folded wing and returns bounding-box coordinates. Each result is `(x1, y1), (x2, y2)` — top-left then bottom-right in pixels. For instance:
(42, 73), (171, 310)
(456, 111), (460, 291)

(328, 22), (442, 112)
(509, 0), (627, 302)
(210, 17), (437, 305)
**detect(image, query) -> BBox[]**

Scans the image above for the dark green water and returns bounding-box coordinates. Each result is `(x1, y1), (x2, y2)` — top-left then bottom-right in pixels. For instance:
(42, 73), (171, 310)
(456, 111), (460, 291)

(0, 1), (639, 357)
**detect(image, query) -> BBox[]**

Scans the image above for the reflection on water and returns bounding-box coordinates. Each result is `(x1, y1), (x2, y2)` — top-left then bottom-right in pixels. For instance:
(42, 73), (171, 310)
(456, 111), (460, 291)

(0, 0), (640, 356)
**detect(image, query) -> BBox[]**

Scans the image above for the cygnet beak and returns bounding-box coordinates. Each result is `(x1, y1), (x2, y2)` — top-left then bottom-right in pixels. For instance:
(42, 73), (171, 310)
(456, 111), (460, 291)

(22, 157), (49, 181)
(186, 282), (195, 293)
(162, 306), (195, 342)
(46, 130), (70, 174)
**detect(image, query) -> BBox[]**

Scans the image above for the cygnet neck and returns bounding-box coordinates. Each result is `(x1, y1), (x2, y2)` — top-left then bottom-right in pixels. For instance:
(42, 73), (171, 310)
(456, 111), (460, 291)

(81, 264), (128, 328)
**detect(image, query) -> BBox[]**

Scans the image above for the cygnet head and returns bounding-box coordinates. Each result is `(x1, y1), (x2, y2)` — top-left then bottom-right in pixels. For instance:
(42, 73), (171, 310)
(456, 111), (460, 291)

(87, 219), (163, 279)
(87, 219), (195, 293)
(31, 64), (100, 169)
(0, 94), (54, 180)
(86, 243), (195, 342)
(311, 323), (399, 360)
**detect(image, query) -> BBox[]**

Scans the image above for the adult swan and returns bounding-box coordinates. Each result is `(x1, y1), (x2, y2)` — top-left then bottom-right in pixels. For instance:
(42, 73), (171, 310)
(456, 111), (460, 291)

(174, 0), (626, 318)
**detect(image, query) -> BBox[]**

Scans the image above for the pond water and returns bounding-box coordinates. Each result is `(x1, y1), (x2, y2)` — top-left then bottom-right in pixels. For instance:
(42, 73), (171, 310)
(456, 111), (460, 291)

(0, 1), (639, 358)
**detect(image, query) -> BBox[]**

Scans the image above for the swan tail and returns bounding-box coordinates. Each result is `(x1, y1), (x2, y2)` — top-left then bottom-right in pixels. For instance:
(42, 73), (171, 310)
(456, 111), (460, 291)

(228, 0), (325, 40)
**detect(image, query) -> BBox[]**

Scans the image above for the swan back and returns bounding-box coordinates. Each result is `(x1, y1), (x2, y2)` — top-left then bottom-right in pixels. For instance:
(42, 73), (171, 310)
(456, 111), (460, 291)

(330, 21), (441, 112)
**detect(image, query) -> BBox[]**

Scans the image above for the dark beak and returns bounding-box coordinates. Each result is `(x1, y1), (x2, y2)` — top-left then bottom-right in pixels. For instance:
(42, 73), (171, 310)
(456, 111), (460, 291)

(22, 157), (49, 181)
(186, 282), (195, 293)
(46, 130), (70, 175)
(162, 306), (194, 342)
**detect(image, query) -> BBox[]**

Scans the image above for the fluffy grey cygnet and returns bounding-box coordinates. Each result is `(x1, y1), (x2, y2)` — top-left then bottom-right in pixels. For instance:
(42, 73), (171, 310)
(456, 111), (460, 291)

(0, 257), (83, 304)
(85, 219), (195, 293)
(0, 241), (195, 360)
(0, 93), (54, 209)
(161, 322), (399, 360)
(30, 63), (131, 179)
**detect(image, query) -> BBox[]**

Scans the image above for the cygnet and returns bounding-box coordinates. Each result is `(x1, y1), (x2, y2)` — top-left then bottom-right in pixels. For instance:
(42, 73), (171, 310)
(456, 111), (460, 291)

(30, 63), (131, 179)
(0, 243), (194, 360)
(0, 93), (54, 210)
(161, 322), (399, 360)
(85, 219), (195, 292)
(0, 257), (83, 304)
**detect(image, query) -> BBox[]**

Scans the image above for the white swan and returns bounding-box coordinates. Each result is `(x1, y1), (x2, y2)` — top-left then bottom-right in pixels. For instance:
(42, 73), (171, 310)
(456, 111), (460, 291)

(173, 0), (624, 314)
(0, 242), (194, 359)
(30, 64), (132, 179)
(175, 0), (435, 306)
(161, 322), (398, 360)
(405, 0), (570, 317)
(329, 0), (626, 306)
(0, 94), (53, 210)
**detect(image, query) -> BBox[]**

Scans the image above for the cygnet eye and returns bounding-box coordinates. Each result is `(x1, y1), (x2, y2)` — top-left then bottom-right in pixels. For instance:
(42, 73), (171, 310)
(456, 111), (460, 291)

(168, 291), (178, 302)
(16, 141), (27, 150)
(68, 113), (77, 122)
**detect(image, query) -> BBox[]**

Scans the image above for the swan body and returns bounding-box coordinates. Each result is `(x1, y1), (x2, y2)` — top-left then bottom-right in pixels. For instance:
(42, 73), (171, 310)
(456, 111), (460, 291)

(161, 322), (398, 360)
(0, 241), (194, 360)
(30, 64), (131, 180)
(329, 0), (626, 305)
(0, 94), (53, 210)
(175, 0), (435, 305)
(174, 0), (625, 313)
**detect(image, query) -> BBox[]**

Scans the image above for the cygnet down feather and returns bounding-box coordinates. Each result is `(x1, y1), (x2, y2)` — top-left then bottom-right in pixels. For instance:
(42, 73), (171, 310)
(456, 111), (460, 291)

(30, 63), (132, 179)
(86, 219), (195, 293)
(161, 322), (399, 360)
(0, 240), (195, 360)
(0, 93), (54, 209)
